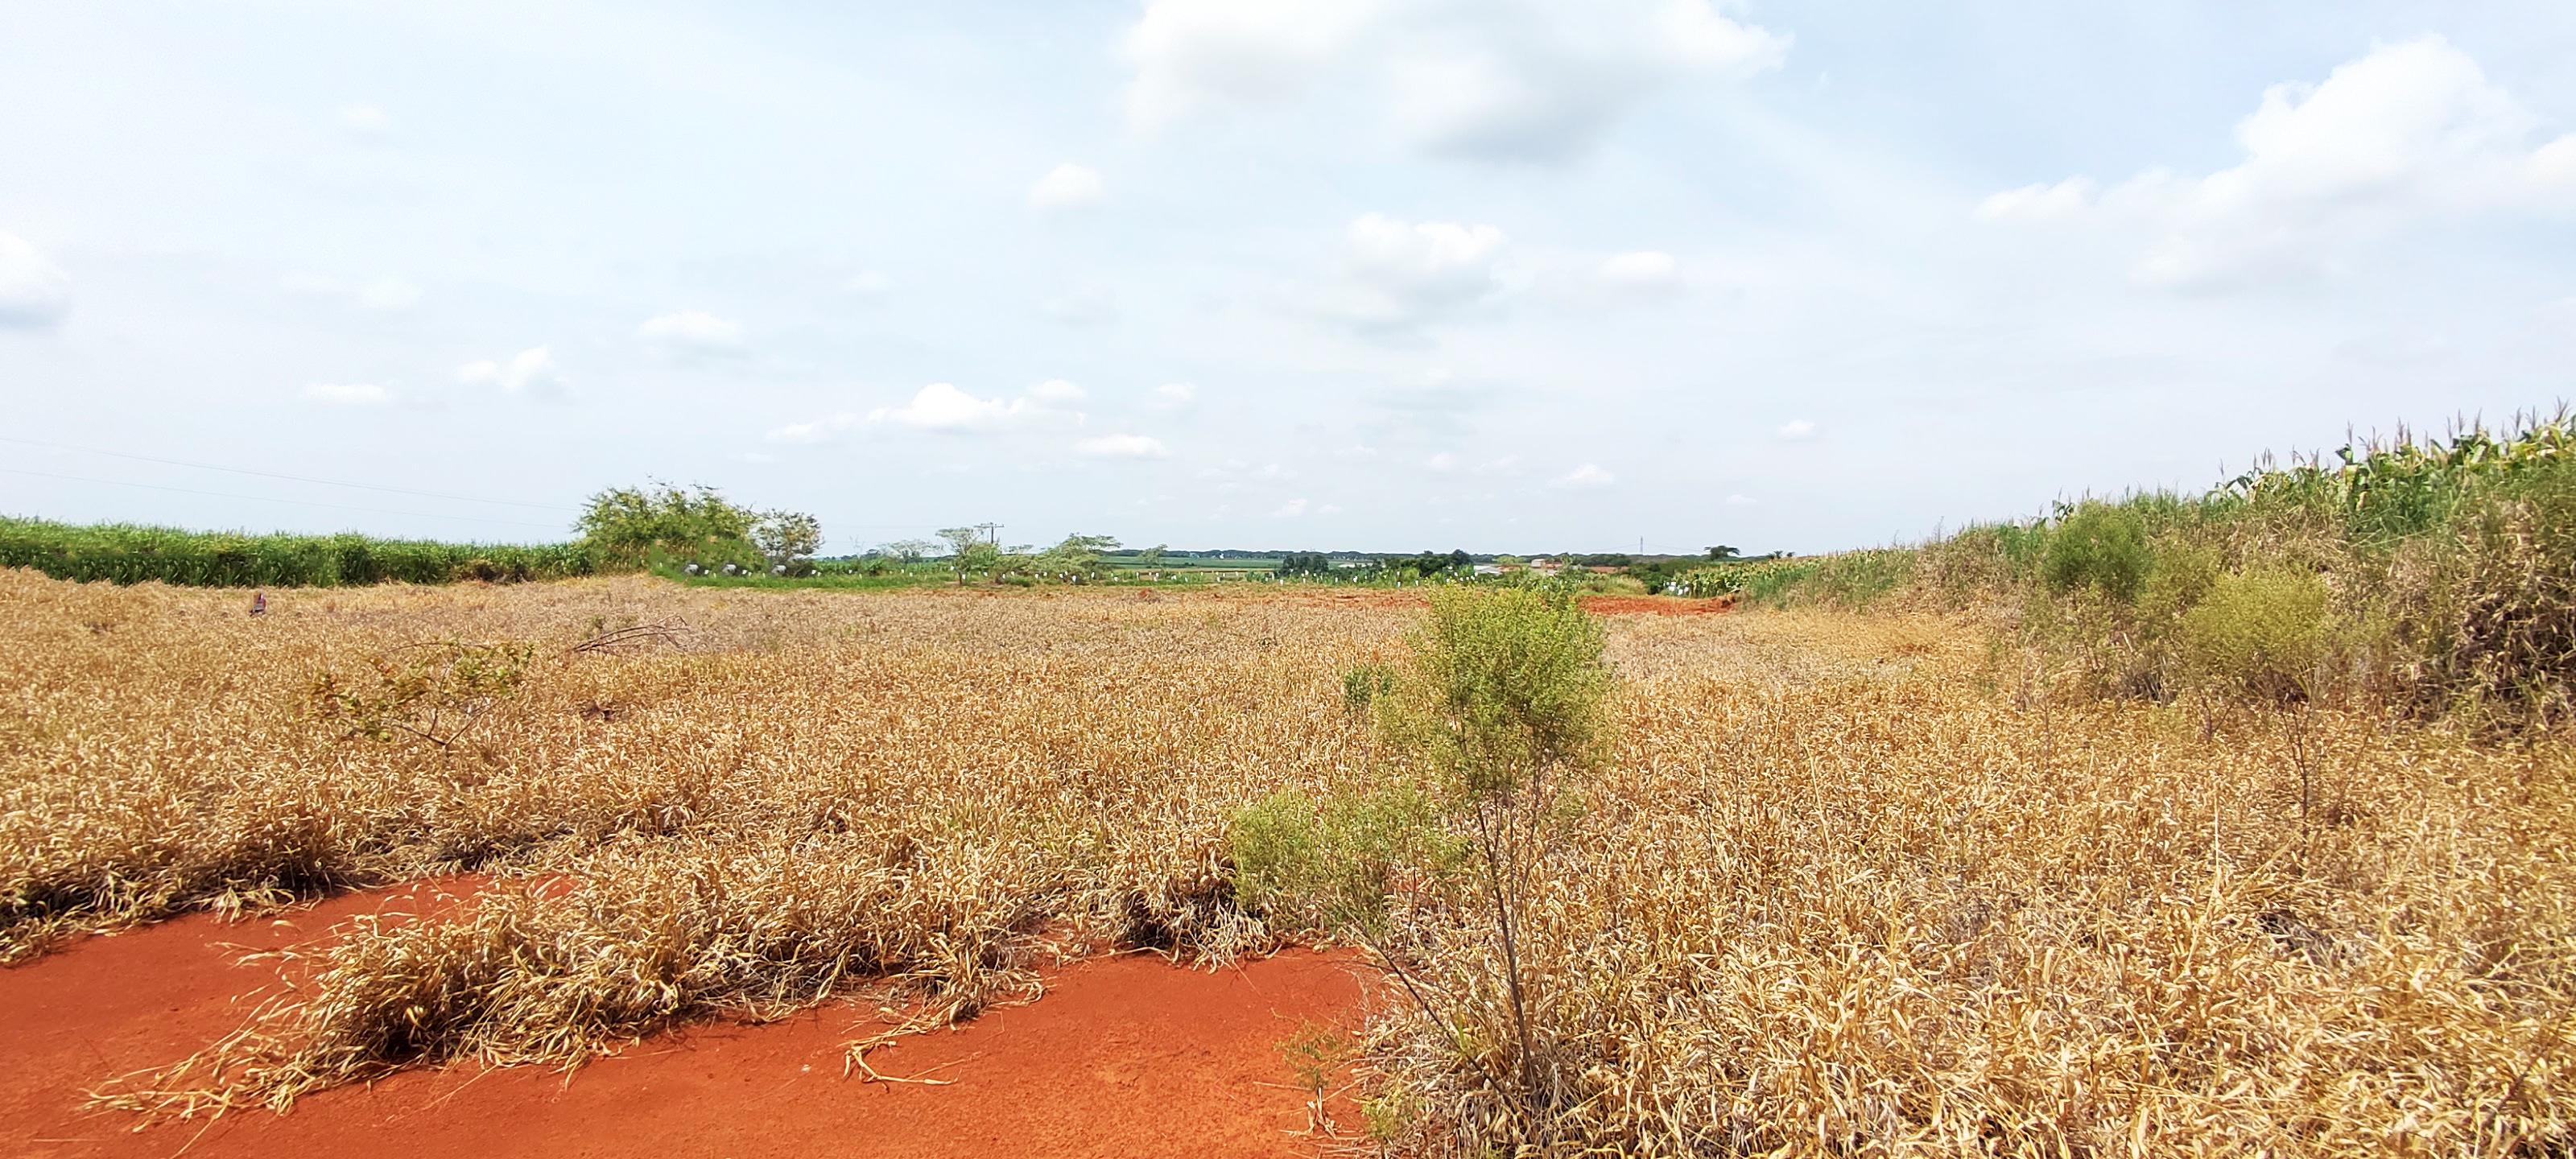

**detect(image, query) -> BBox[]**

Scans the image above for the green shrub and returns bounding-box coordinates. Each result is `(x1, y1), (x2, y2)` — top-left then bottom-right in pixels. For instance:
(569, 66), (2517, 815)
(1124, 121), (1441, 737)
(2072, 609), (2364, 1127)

(2043, 502), (2153, 602)
(1408, 585), (1610, 797)
(1340, 665), (1397, 716)
(2178, 568), (2331, 701)
(1225, 786), (1441, 934)
(2137, 541), (2223, 631)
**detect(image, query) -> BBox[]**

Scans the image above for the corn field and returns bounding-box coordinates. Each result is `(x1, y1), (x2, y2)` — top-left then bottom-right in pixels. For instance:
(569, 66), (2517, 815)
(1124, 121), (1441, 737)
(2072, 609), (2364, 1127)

(2, 567), (2570, 1153)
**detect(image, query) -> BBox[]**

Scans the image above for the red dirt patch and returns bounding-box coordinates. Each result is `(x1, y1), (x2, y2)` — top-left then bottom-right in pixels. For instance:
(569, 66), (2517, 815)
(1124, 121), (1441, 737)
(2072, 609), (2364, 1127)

(2, 889), (1371, 1158)
(1579, 595), (1736, 617)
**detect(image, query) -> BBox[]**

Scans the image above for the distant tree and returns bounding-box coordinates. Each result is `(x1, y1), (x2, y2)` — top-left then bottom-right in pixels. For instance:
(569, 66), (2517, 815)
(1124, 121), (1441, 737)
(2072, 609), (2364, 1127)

(1036, 534), (1118, 581)
(1279, 551), (1331, 577)
(1137, 544), (1166, 575)
(752, 511), (823, 569)
(577, 483), (758, 566)
(882, 538), (936, 563)
(1706, 545), (1741, 561)
(938, 526), (1001, 585)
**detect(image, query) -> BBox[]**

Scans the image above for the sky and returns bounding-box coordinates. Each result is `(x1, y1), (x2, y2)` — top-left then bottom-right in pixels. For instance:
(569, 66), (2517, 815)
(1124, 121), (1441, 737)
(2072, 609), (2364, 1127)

(2, 1), (2573, 556)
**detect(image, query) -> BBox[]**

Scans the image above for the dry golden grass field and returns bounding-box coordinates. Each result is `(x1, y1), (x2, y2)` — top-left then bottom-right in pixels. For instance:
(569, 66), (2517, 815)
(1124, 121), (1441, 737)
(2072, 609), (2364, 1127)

(3, 567), (2572, 1155)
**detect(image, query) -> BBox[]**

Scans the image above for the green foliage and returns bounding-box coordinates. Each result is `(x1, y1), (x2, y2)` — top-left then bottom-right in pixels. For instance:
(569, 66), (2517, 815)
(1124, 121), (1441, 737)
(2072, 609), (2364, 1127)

(1341, 664), (1397, 716)
(2042, 502), (2153, 602)
(2409, 468), (2576, 727)
(1278, 551), (1332, 577)
(2176, 569), (2333, 702)
(576, 484), (759, 567)
(937, 527), (1003, 584)
(309, 641), (535, 748)
(750, 511), (823, 568)
(1030, 534), (1117, 582)
(1407, 585), (1611, 798)
(1226, 786), (1443, 934)
(0, 518), (597, 588)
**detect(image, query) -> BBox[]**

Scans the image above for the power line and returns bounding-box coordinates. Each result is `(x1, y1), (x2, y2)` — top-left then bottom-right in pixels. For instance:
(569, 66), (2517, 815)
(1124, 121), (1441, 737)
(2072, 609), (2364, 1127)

(0, 468), (569, 530)
(0, 435), (578, 511)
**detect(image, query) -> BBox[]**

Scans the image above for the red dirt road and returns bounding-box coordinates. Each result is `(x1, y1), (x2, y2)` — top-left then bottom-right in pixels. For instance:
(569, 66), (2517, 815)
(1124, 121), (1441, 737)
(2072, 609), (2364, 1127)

(2, 889), (1369, 1159)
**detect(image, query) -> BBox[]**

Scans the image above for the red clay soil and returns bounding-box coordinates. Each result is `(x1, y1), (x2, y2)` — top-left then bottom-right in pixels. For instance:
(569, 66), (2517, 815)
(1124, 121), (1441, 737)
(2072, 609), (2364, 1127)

(1579, 595), (1736, 616)
(1, 885), (1373, 1159)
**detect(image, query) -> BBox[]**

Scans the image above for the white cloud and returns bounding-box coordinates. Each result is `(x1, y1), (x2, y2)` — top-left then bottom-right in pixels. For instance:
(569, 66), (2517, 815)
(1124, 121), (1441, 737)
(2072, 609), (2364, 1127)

(1030, 377), (1088, 403)
(1555, 463), (1615, 488)
(1426, 452), (1459, 472)
(304, 382), (392, 406)
(1777, 419), (1818, 440)
(283, 273), (423, 311)
(1272, 497), (1310, 517)
(1598, 250), (1681, 293)
(1078, 433), (1170, 458)
(1976, 178), (2095, 221)
(637, 310), (745, 353)
(766, 411), (859, 444)
(844, 270), (894, 299)
(1302, 212), (1509, 331)
(869, 382), (1028, 431)
(336, 103), (392, 138)
(1027, 163), (1105, 211)
(1725, 493), (1756, 506)
(1150, 382), (1197, 408)
(1122, 0), (1789, 163)
(1043, 284), (1119, 324)
(1983, 38), (2576, 288)
(456, 346), (566, 397)
(0, 233), (70, 328)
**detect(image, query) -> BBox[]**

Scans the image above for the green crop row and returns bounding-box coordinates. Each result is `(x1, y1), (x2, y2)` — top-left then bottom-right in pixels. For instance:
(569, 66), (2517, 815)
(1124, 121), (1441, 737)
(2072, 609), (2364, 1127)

(0, 517), (604, 588)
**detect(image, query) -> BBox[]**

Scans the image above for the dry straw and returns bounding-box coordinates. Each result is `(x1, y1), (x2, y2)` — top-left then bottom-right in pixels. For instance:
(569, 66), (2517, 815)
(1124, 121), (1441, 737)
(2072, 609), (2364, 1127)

(2, 571), (2570, 1153)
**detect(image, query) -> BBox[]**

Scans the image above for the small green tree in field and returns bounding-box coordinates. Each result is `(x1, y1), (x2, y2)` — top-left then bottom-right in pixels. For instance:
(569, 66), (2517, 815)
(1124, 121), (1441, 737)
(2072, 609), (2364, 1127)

(1228, 581), (1609, 1140)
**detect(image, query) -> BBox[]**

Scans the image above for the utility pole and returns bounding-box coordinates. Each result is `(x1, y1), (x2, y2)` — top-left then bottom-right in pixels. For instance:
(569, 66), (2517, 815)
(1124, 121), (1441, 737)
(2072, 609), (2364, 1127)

(975, 522), (1001, 546)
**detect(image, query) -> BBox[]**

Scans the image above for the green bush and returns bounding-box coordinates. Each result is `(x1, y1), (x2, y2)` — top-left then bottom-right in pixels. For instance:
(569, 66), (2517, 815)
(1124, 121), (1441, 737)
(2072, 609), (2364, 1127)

(1409, 585), (1611, 797)
(2137, 541), (2223, 632)
(1225, 787), (1441, 934)
(2043, 502), (2153, 602)
(1341, 664), (1397, 716)
(2178, 568), (2332, 702)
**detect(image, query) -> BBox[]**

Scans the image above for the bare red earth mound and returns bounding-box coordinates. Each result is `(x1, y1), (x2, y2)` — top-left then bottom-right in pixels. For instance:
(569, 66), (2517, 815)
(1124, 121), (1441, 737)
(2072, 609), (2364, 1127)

(1579, 595), (1736, 616)
(2, 887), (1369, 1159)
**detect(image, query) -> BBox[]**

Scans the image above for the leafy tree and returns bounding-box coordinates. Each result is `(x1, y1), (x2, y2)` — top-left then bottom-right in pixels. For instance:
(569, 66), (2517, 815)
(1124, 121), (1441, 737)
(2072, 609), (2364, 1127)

(1137, 544), (1166, 575)
(1279, 551), (1331, 577)
(576, 483), (759, 566)
(752, 511), (822, 568)
(1705, 545), (1740, 561)
(937, 526), (1002, 585)
(1034, 534), (1118, 581)
(881, 538), (935, 563)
